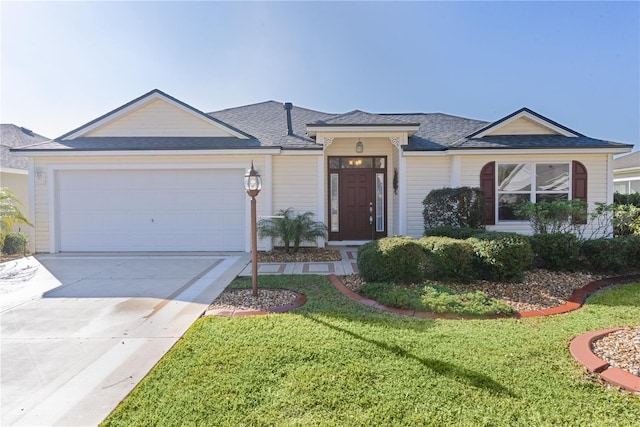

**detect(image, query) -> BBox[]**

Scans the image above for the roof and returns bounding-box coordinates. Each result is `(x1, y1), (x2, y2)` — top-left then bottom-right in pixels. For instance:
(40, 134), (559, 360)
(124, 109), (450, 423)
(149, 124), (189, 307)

(9, 90), (634, 154)
(1, 124), (49, 169)
(614, 151), (640, 170)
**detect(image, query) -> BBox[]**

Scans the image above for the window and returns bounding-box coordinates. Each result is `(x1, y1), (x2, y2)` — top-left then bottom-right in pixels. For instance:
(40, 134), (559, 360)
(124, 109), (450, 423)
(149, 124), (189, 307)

(614, 179), (640, 194)
(497, 163), (569, 221)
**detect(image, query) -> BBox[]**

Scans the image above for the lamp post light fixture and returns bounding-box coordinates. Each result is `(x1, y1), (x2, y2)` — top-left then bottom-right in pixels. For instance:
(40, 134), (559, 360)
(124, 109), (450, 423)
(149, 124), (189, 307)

(244, 161), (262, 296)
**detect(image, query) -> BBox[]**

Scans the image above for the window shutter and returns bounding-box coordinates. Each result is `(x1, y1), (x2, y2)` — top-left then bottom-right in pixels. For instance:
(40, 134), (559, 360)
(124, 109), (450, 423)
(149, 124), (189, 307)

(572, 161), (588, 224)
(480, 162), (496, 225)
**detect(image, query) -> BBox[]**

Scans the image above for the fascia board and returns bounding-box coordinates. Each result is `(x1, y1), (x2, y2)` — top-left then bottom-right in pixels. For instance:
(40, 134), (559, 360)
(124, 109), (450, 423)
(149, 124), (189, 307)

(307, 125), (419, 136)
(12, 148), (282, 157)
(473, 111), (578, 138)
(403, 147), (632, 156)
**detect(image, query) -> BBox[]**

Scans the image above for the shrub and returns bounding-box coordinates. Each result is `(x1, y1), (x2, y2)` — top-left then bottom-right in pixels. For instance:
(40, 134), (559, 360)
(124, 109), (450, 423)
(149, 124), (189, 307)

(468, 232), (533, 282)
(420, 285), (515, 316)
(423, 225), (485, 240)
(621, 235), (640, 269)
(257, 208), (327, 253)
(357, 237), (427, 284)
(418, 236), (476, 282)
(528, 233), (583, 271)
(612, 204), (640, 236)
(515, 199), (588, 234)
(2, 231), (28, 255)
(614, 192), (640, 207)
(422, 187), (485, 230)
(581, 238), (629, 273)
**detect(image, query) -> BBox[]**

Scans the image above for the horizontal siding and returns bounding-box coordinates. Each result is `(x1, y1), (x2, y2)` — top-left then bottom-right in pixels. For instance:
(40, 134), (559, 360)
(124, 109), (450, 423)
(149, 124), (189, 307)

(487, 117), (556, 136)
(87, 99), (235, 137)
(272, 156), (318, 213)
(405, 157), (451, 238)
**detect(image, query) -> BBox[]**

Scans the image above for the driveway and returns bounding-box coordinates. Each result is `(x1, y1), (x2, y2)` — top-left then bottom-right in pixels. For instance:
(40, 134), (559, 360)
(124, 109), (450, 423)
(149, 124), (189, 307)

(1, 253), (248, 426)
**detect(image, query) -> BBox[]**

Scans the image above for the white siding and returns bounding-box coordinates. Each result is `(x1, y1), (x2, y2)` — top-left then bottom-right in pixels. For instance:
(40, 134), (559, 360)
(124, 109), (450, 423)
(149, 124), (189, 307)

(86, 99), (236, 137)
(486, 117), (557, 136)
(272, 156), (319, 214)
(405, 156), (451, 238)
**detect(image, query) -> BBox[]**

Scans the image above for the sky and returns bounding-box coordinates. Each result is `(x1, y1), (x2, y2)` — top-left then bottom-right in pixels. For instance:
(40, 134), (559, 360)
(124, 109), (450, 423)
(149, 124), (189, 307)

(1, 1), (639, 150)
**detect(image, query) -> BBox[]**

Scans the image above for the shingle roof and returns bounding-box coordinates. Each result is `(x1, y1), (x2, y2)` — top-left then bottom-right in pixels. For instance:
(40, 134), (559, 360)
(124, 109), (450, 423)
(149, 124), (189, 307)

(1, 124), (49, 169)
(614, 151), (640, 170)
(11, 137), (261, 152)
(312, 110), (418, 126)
(209, 101), (333, 149)
(450, 135), (631, 150)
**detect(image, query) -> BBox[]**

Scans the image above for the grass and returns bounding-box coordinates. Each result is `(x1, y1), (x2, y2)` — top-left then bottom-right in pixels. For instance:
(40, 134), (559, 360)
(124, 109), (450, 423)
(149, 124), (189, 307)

(103, 276), (640, 427)
(358, 282), (515, 316)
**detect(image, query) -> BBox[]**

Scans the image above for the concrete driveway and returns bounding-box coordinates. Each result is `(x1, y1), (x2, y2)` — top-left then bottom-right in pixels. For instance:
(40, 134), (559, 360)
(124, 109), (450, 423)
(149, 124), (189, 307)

(1, 253), (248, 426)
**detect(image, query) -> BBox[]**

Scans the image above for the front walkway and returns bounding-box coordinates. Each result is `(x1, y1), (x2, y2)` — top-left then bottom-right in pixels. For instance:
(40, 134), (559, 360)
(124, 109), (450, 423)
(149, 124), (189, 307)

(238, 246), (359, 277)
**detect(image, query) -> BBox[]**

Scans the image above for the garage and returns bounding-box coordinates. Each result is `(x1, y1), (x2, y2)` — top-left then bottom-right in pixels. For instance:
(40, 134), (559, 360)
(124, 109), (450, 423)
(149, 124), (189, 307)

(56, 169), (246, 252)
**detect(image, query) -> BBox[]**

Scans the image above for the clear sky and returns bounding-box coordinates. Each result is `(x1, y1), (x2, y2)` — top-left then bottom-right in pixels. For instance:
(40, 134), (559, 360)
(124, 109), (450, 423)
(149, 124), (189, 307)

(1, 1), (639, 150)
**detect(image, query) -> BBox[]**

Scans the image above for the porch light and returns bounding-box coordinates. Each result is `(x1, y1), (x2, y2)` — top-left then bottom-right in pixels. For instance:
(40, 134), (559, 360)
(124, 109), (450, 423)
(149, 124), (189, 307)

(355, 139), (364, 153)
(244, 161), (262, 296)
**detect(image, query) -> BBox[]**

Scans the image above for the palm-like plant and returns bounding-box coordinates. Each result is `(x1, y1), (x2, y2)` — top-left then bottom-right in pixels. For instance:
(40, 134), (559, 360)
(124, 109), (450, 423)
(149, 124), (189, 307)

(257, 208), (327, 253)
(1, 187), (31, 238)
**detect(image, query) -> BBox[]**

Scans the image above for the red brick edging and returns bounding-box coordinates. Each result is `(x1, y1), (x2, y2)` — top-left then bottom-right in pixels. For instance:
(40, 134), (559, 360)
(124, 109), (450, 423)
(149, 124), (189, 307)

(328, 273), (640, 320)
(204, 289), (307, 317)
(570, 329), (640, 393)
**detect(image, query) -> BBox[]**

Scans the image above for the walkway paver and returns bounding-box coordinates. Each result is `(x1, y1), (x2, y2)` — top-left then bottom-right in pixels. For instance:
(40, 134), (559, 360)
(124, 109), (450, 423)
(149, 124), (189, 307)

(238, 247), (359, 277)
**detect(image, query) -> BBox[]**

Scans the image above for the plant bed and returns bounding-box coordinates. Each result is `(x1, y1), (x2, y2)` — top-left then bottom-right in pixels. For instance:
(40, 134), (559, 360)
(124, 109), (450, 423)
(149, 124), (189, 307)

(257, 247), (341, 263)
(342, 269), (606, 313)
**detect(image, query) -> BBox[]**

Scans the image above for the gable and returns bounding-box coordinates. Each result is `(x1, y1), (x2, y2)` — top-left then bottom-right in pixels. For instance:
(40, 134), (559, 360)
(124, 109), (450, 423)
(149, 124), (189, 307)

(483, 116), (558, 136)
(86, 98), (238, 138)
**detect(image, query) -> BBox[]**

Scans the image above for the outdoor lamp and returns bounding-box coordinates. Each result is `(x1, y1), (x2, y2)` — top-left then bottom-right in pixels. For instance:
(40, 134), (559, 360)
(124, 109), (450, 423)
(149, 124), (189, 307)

(244, 161), (262, 197)
(355, 139), (364, 153)
(244, 161), (261, 296)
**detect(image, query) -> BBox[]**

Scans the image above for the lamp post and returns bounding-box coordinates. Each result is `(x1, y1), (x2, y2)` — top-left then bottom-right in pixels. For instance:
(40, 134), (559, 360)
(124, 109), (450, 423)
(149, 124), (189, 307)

(244, 161), (262, 297)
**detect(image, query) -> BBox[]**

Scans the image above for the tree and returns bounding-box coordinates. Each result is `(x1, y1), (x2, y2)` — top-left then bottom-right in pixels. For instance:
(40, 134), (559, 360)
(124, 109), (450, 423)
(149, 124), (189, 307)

(1, 187), (31, 239)
(257, 208), (327, 253)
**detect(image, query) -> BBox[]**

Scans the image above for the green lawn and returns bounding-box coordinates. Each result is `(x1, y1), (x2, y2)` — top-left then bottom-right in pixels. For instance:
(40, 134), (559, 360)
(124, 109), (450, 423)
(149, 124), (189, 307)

(103, 276), (640, 427)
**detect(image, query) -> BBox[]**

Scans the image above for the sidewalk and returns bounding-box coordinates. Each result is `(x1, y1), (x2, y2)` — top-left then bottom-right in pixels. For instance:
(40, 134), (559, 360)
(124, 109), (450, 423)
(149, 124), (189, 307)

(238, 246), (359, 277)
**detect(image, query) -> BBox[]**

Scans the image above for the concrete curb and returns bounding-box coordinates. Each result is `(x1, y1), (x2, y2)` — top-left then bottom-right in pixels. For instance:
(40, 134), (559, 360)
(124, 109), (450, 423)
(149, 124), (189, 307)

(570, 328), (640, 393)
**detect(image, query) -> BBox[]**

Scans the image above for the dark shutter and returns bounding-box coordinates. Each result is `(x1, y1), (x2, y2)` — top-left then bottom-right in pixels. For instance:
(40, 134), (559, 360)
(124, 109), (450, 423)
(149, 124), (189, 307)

(572, 161), (588, 224)
(480, 161), (496, 225)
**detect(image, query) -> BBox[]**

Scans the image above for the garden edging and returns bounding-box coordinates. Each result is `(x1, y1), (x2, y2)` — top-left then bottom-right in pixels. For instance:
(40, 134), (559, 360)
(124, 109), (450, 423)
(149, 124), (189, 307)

(328, 273), (640, 320)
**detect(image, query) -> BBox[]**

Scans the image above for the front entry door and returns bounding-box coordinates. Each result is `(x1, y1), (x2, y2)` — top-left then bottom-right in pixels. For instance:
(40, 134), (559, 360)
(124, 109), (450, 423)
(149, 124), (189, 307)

(328, 156), (387, 241)
(340, 169), (374, 240)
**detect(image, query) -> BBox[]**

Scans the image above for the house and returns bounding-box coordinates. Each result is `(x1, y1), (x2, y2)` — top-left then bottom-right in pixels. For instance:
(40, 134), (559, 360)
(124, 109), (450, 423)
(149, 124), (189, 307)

(613, 151), (640, 194)
(1, 124), (50, 247)
(11, 89), (633, 253)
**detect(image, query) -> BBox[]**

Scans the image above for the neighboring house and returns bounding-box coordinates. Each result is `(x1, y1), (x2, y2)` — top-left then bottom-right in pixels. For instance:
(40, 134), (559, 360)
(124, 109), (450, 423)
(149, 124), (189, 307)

(1, 124), (49, 247)
(613, 151), (640, 194)
(11, 89), (632, 253)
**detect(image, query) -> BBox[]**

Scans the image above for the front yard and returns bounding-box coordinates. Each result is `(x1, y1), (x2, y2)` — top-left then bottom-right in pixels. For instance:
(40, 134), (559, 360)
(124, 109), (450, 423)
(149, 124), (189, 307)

(103, 275), (640, 427)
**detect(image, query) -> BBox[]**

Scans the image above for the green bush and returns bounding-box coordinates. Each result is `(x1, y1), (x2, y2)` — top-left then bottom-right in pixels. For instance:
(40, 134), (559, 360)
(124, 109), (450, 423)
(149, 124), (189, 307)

(418, 236), (476, 282)
(2, 231), (28, 255)
(422, 187), (485, 230)
(612, 204), (640, 236)
(529, 233), (583, 271)
(468, 232), (533, 282)
(423, 225), (485, 240)
(581, 238), (629, 273)
(621, 235), (640, 269)
(357, 237), (427, 284)
(515, 199), (588, 234)
(614, 192), (640, 207)
(420, 285), (515, 316)
(257, 208), (327, 252)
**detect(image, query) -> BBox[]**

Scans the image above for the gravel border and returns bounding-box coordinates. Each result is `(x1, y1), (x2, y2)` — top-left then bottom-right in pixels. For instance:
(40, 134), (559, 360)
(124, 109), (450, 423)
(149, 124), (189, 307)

(592, 327), (640, 377)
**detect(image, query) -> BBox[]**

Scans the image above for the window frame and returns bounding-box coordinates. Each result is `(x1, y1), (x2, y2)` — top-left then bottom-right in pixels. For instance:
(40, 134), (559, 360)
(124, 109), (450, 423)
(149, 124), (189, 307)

(496, 162), (572, 223)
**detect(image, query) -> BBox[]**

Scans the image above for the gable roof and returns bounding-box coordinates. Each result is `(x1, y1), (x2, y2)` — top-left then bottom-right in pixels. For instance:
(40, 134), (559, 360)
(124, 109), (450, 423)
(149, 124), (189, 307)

(58, 89), (252, 140)
(614, 151), (640, 171)
(466, 107), (583, 138)
(312, 110), (418, 126)
(1, 124), (49, 169)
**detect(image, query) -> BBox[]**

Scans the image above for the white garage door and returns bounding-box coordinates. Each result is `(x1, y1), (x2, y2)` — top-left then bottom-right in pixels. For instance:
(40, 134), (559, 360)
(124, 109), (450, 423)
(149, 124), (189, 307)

(57, 169), (245, 251)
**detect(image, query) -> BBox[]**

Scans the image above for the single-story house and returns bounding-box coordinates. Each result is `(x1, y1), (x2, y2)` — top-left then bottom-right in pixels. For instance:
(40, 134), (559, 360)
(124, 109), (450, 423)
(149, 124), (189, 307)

(613, 151), (640, 194)
(1, 124), (50, 247)
(11, 89), (633, 253)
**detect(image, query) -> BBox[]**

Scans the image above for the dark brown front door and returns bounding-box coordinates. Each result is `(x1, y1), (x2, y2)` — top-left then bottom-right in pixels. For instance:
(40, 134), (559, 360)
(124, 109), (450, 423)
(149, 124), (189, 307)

(340, 169), (374, 240)
(328, 156), (387, 241)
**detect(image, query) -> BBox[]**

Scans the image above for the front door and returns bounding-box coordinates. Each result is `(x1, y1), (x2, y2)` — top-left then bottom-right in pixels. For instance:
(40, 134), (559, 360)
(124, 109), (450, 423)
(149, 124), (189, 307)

(328, 157), (387, 241)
